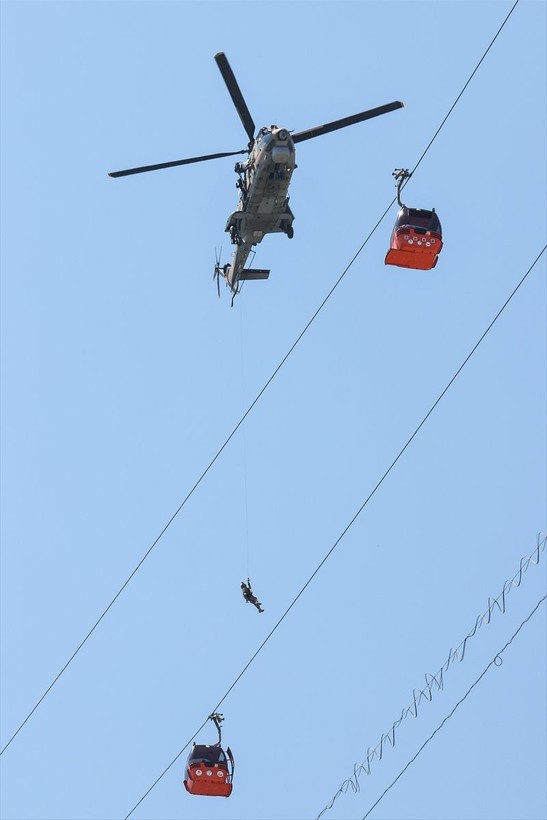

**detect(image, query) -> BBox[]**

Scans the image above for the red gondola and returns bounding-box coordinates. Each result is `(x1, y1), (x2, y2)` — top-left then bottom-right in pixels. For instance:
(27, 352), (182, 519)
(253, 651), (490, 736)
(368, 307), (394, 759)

(385, 170), (443, 271)
(183, 713), (234, 798)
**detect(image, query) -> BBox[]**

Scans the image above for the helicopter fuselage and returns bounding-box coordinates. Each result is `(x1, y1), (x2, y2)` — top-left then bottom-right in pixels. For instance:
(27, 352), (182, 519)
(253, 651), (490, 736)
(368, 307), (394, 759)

(221, 125), (296, 294)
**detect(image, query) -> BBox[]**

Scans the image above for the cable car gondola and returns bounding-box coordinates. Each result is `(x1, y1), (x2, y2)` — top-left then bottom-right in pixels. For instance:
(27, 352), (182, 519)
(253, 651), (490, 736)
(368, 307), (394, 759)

(385, 169), (443, 271)
(183, 713), (234, 798)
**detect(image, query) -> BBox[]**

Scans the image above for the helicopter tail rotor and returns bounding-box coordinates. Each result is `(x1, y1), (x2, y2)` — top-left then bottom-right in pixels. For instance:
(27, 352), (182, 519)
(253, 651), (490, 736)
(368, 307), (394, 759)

(213, 248), (233, 298)
(213, 248), (223, 298)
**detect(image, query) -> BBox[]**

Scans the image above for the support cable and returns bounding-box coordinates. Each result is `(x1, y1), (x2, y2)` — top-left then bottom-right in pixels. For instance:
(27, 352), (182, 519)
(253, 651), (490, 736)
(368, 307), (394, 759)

(317, 535), (546, 818)
(0, 0), (525, 758)
(361, 594), (547, 820)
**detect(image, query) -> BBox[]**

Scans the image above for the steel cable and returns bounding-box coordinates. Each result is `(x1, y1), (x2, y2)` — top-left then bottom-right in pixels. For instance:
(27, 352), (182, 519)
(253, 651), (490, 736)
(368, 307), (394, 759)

(360, 594), (547, 820)
(317, 535), (546, 817)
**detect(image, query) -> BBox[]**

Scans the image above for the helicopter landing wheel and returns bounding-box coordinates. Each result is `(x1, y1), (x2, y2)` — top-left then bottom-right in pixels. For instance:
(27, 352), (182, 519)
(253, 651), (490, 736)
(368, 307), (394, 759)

(286, 225), (294, 239)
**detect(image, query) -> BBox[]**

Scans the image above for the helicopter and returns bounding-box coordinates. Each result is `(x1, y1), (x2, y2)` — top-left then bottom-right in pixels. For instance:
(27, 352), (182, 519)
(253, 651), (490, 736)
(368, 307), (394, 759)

(109, 52), (404, 302)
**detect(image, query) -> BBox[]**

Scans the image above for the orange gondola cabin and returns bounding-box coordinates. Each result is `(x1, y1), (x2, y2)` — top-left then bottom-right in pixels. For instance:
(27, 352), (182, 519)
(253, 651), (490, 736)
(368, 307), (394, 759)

(385, 206), (443, 271)
(183, 743), (234, 797)
(183, 713), (234, 798)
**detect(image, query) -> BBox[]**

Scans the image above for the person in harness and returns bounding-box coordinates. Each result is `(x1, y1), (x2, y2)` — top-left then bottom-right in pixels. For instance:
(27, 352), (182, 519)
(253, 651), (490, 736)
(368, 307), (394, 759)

(240, 578), (264, 613)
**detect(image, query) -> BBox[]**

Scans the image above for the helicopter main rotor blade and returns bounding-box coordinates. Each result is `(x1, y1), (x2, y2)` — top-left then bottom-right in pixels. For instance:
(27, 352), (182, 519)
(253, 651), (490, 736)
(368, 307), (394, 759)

(108, 150), (247, 178)
(214, 52), (256, 143)
(292, 101), (404, 144)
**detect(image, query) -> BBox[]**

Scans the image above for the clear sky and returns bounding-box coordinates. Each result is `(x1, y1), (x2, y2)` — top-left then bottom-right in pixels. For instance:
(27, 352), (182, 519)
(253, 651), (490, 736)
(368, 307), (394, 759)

(1, 2), (546, 820)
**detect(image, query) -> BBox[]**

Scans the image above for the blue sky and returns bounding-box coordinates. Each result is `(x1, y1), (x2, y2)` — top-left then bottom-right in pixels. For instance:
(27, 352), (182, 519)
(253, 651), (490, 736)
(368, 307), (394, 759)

(1, 2), (545, 820)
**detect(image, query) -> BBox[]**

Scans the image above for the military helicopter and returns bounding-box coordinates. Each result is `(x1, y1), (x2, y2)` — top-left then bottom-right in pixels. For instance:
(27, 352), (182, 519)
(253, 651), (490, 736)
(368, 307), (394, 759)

(109, 52), (404, 302)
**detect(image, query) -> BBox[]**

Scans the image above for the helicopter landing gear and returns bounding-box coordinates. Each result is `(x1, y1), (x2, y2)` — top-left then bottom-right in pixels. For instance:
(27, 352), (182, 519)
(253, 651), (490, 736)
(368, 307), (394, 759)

(280, 216), (294, 239)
